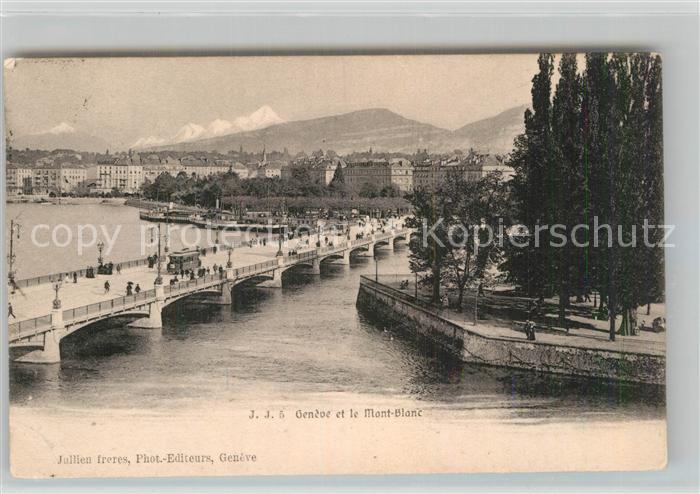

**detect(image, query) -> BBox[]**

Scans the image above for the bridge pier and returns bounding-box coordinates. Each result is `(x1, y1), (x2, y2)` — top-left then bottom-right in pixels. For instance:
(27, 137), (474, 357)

(257, 268), (283, 288)
(338, 250), (351, 265)
(15, 308), (64, 364)
(211, 280), (235, 304)
(268, 268), (284, 288)
(311, 258), (321, 275)
(129, 284), (164, 329)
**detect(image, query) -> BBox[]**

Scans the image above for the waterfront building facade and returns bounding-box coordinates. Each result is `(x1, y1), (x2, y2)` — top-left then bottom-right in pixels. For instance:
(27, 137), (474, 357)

(6, 165), (33, 196)
(96, 157), (144, 194)
(389, 158), (414, 193)
(343, 159), (392, 191)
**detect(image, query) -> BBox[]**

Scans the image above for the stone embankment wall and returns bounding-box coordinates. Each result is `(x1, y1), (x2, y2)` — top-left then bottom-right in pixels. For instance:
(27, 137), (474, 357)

(357, 277), (665, 385)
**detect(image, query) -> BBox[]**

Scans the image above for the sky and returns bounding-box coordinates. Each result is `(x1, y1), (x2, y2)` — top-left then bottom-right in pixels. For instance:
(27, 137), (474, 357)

(4, 55), (538, 150)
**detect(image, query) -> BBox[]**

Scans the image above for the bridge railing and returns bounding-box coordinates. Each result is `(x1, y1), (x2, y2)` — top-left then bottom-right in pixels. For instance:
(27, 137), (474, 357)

(165, 273), (226, 296)
(283, 250), (317, 263)
(62, 289), (158, 323)
(11, 244), (229, 290)
(349, 239), (369, 247)
(317, 242), (347, 255)
(233, 259), (278, 278)
(360, 274), (439, 315)
(7, 314), (52, 339)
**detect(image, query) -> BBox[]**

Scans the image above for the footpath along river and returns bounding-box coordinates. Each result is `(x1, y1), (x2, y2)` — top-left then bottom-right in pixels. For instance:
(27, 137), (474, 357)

(8, 203), (664, 424)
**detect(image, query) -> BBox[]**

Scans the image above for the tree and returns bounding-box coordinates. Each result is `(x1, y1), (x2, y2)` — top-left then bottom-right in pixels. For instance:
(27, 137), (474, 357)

(405, 186), (449, 303)
(639, 55), (665, 313)
(379, 184), (401, 198)
(551, 53), (582, 327)
(581, 52), (613, 318)
(442, 172), (507, 310)
(505, 52), (665, 341)
(359, 182), (379, 198)
(328, 164), (349, 197)
(407, 171), (507, 307)
(503, 53), (555, 299)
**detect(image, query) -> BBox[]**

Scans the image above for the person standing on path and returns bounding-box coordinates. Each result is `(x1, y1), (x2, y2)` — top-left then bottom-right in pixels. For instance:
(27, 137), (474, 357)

(104, 280), (110, 294)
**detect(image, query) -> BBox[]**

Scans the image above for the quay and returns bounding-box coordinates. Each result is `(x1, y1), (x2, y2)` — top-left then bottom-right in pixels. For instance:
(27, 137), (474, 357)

(357, 276), (665, 385)
(8, 225), (409, 364)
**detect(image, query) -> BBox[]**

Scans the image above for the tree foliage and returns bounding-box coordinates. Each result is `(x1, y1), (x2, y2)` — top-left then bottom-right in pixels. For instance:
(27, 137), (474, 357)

(506, 52), (664, 339)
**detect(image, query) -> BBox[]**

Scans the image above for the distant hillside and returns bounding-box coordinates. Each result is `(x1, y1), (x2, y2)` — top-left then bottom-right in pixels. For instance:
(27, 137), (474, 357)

(450, 105), (527, 155)
(151, 108), (451, 155)
(10, 105), (528, 156)
(152, 106), (526, 156)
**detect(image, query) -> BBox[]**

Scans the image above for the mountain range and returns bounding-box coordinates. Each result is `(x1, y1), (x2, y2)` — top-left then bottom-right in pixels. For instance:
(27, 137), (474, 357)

(10, 105), (527, 156)
(148, 105), (527, 155)
(132, 105), (286, 148)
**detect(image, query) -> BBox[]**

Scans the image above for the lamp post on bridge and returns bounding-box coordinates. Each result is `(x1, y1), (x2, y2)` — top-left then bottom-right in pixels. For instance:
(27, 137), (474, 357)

(154, 222), (164, 286)
(96, 240), (105, 267)
(276, 200), (288, 257)
(8, 219), (20, 293)
(226, 243), (233, 269)
(52, 279), (63, 309)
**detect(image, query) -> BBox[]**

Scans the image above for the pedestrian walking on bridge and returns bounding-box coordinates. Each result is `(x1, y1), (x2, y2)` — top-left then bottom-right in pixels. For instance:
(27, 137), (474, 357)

(104, 280), (110, 294)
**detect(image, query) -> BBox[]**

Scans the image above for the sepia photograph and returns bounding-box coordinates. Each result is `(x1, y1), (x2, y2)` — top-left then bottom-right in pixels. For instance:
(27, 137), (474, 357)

(4, 54), (667, 478)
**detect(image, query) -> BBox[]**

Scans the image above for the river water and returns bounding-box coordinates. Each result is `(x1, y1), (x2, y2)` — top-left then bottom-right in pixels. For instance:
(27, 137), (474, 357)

(8, 204), (664, 424)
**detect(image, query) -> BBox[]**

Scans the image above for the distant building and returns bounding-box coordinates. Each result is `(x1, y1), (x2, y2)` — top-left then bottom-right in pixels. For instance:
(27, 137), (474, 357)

(312, 158), (345, 185)
(344, 159), (391, 192)
(263, 165), (282, 179)
(412, 153), (509, 190)
(180, 157), (230, 178)
(389, 158), (414, 192)
(231, 162), (249, 179)
(6, 165), (33, 196)
(6, 163), (89, 196)
(95, 157), (143, 194)
(481, 154), (515, 181)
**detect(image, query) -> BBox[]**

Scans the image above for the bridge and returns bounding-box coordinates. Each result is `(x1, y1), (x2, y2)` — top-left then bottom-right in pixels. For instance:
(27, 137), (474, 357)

(8, 228), (409, 364)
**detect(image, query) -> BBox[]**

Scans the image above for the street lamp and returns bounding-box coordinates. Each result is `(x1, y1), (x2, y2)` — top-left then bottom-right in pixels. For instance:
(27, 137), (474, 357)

(374, 253), (379, 281)
(226, 244), (233, 268)
(52, 279), (63, 309)
(97, 240), (105, 266)
(276, 226), (285, 257)
(154, 222), (163, 285)
(8, 219), (20, 292)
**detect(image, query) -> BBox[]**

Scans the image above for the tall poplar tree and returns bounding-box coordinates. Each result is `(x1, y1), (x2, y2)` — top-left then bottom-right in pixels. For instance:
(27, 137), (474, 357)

(551, 53), (582, 327)
(504, 54), (555, 299)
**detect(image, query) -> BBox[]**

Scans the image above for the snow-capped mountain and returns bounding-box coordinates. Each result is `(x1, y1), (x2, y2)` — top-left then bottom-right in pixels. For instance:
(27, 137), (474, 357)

(48, 122), (76, 135)
(132, 106), (285, 149)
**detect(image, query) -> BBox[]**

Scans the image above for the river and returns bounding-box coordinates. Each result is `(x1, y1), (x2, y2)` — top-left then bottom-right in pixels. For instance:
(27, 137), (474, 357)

(8, 204), (664, 424)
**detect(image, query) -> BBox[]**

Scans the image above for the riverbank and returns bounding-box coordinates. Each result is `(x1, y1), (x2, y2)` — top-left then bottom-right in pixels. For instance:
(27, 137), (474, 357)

(357, 276), (665, 384)
(7, 197), (127, 205)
